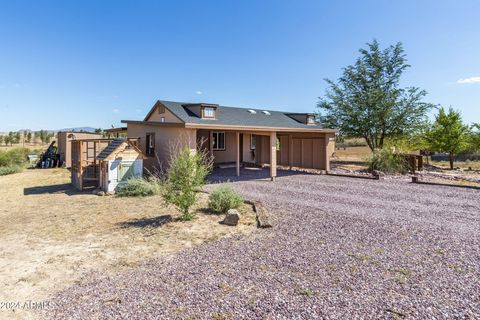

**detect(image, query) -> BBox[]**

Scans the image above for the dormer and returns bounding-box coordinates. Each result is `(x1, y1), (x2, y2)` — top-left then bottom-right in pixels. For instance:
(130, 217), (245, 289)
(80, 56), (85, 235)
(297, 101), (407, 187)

(183, 103), (219, 120)
(286, 113), (317, 125)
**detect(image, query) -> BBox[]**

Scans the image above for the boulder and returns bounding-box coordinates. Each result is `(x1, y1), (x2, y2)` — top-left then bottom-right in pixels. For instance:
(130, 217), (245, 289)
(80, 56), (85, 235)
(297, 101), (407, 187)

(222, 209), (240, 226)
(96, 191), (106, 196)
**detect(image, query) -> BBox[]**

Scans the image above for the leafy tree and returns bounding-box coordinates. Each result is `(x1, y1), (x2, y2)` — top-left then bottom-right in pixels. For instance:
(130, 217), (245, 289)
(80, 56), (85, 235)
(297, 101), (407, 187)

(318, 40), (433, 151)
(162, 146), (212, 221)
(37, 130), (53, 144)
(4, 135), (11, 146)
(468, 123), (480, 153)
(26, 131), (32, 143)
(425, 107), (470, 169)
(94, 128), (103, 134)
(14, 132), (21, 144)
(0, 135), (3, 145)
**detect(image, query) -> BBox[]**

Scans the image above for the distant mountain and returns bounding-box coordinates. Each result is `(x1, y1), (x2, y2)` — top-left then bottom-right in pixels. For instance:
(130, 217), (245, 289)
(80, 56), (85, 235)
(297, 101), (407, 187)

(56, 127), (97, 133)
(1, 127), (98, 134)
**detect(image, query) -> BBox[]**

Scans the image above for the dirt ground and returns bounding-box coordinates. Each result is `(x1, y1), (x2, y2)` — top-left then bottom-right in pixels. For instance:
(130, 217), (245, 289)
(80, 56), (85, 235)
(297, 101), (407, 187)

(0, 169), (256, 319)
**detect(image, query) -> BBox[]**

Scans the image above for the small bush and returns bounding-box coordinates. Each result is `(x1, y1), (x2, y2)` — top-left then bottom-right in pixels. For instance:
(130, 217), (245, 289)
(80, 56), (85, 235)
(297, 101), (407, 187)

(116, 178), (161, 197)
(0, 148), (29, 167)
(0, 165), (22, 176)
(209, 185), (244, 214)
(162, 146), (212, 221)
(367, 148), (408, 174)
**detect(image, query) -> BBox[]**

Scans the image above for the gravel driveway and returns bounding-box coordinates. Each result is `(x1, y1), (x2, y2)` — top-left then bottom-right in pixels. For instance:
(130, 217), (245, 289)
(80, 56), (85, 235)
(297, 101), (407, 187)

(44, 168), (479, 319)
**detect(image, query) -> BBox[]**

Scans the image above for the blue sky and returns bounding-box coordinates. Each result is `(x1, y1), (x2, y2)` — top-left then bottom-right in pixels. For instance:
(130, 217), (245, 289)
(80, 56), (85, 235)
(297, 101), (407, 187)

(0, 0), (479, 131)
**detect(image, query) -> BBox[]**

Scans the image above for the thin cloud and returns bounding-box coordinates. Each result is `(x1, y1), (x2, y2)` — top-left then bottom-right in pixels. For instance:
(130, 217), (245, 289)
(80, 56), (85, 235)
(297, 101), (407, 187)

(196, 91), (203, 95)
(457, 76), (480, 84)
(113, 108), (120, 113)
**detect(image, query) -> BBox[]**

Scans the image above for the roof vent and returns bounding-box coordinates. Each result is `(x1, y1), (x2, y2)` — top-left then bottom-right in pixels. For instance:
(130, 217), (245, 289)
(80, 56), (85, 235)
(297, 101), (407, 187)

(262, 110), (271, 115)
(248, 109), (257, 114)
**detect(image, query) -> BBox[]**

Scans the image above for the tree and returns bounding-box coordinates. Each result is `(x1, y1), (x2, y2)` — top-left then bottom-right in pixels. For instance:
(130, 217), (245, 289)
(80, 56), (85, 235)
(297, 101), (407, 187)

(26, 131), (32, 144)
(318, 40), (433, 151)
(94, 128), (103, 134)
(425, 107), (470, 170)
(0, 135), (3, 146)
(162, 146), (212, 221)
(14, 132), (21, 145)
(37, 130), (53, 144)
(4, 135), (11, 146)
(468, 123), (480, 153)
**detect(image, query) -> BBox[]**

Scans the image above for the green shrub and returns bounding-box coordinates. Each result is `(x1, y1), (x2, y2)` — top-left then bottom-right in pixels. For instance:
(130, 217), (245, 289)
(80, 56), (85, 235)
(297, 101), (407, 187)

(208, 185), (244, 214)
(0, 148), (29, 167)
(367, 148), (408, 174)
(162, 146), (212, 221)
(116, 177), (161, 197)
(0, 165), (22, 176)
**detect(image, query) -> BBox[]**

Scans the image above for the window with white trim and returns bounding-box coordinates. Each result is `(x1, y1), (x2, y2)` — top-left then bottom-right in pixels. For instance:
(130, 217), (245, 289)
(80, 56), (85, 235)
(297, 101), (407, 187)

(212, 132), (225, 150)
(307, 115), (316, 124)
(203, 107), (216, 118)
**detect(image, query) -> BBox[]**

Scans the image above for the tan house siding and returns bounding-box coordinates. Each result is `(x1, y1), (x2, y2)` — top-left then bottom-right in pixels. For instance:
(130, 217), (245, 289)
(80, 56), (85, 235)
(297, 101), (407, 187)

(146, 105), (183, 123)
(127, 123), (196, 170)
(212, 131), (236, 163)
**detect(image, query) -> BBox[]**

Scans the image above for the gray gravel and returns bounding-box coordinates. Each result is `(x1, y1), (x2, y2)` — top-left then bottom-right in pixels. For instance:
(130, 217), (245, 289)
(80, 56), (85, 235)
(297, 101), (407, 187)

(44, 168), (479, 319)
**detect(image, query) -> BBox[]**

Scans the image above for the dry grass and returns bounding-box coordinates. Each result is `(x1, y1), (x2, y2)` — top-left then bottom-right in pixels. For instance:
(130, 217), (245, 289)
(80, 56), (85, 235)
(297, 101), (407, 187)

(0, 169), (256, 319)
(430, 160), (480, 170)
(334, 146), (372, 162)
(0, 142), (49, 152)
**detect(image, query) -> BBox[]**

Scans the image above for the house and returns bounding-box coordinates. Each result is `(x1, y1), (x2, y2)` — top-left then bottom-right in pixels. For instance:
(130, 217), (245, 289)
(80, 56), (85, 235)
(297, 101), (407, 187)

(57, 131), (104, 167)
(122, 100), (336, 180)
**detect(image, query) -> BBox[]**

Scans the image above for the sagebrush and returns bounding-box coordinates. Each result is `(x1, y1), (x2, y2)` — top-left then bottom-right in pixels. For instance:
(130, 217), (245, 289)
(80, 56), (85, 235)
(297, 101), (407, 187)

(116, 178), (161, 197)
(162, 146), (212, 221)
(0, 165), (22, 176)
(209, 185), (244, 214)
(367, 148), (408, 174)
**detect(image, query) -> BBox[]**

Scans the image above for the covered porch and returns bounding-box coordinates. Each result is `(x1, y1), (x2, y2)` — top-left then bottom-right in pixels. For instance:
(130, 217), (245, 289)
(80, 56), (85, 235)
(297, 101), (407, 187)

(196, 129), (334, 181)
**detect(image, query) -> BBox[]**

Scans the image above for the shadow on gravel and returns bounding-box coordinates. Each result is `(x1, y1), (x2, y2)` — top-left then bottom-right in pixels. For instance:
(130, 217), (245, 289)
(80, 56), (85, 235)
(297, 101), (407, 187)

(23, 183), (84, 196)
(118, 215), (173, 229)
(207, 167), (315, 184)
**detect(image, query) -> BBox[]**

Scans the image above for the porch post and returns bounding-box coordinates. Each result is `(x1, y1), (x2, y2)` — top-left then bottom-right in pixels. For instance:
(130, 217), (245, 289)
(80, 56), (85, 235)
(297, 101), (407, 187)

(236, 132), (240, 176)
(324, 135), (330, 172)
(209, 131), (214, 158)
(270, 131), (277, 181)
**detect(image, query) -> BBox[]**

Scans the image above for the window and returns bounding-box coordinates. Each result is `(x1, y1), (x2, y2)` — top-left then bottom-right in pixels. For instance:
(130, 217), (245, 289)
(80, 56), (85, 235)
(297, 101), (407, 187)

(250, 134), (256, 150)
(118, 162), (134, 181)
(145, 133), (155, 156)
(160, 117), (165, 123)
(203, 107), (216, 118)
(212, 132), (225, 150)
(307, 115), (316, 124)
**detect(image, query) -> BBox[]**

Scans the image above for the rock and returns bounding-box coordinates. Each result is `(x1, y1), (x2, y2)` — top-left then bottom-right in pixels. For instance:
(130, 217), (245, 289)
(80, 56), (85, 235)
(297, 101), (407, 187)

(96, 191), (106, 196)
(222, 209), (240, 226)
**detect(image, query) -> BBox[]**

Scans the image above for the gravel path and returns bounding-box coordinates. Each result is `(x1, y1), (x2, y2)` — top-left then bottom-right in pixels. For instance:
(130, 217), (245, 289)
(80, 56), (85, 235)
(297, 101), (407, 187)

(44, 168), (479, 319)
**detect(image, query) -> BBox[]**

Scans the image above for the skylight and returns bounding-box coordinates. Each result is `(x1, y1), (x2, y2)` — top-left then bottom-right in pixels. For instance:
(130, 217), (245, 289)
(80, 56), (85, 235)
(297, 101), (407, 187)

(262, 110), (271, 115)
(248, 109), (257, 114)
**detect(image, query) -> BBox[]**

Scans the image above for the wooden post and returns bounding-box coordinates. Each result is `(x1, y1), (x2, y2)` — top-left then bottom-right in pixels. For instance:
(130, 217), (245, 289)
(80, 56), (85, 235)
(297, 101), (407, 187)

(78, 141), (83, 190)
(209, 131), (214, 159)
(324, 135), (330, 172)
(270, 131), (277, 181)
(236, 132), (240, 176)
(289, 135), (293, 170)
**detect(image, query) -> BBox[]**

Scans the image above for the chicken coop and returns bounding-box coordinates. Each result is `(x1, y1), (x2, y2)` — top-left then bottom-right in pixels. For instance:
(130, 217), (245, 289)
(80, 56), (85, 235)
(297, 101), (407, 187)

(71, 138), (144, 192)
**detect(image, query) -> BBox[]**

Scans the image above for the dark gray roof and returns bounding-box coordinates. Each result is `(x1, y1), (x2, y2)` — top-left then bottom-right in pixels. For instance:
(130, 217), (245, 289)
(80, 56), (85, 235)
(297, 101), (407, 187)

(158, 100), (324, 129)
(97, 138), (126, 161)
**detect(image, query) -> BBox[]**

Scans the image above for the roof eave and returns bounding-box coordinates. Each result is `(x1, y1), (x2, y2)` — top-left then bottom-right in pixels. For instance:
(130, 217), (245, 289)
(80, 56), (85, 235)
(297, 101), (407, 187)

(184, 122), (336, 133)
